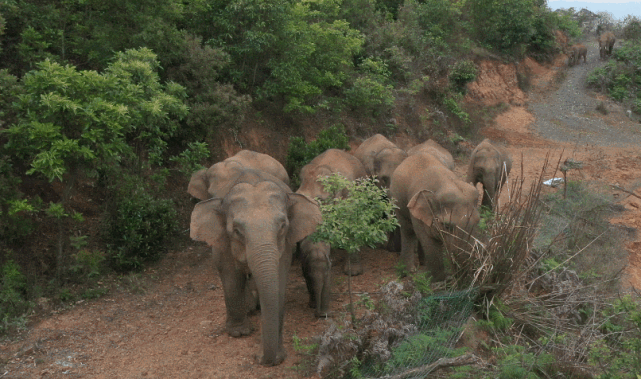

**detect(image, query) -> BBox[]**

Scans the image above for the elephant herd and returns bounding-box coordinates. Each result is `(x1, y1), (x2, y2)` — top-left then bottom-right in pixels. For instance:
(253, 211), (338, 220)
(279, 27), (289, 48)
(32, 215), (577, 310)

(567, 31), (616, 66)
(187, 136), (512, 366)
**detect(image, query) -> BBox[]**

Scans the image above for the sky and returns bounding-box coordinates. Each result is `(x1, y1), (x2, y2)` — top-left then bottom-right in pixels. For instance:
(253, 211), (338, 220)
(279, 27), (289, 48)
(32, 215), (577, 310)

(547, 1), (641, 20)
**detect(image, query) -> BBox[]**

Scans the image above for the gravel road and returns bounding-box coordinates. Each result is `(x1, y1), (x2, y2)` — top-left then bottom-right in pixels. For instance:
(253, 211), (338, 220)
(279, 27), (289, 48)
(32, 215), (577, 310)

(528, 38), (641, 147)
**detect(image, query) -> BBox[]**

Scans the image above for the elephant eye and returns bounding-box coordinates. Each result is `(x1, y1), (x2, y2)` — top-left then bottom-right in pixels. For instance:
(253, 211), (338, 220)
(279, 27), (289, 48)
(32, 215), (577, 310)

(233, 226), (244, 239)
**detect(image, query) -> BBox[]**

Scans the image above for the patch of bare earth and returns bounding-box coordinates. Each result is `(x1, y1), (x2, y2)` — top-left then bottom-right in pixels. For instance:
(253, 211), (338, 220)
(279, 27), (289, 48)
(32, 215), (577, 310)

(2, 52), (641, 379)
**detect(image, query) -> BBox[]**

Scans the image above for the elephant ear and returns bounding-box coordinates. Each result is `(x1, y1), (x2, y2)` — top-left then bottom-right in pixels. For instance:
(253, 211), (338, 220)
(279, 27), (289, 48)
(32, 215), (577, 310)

(408, 190), (436, 228)
(187, 169), (210, 200)
(287, 193), (322, 244)
(190, 198), (228, 252)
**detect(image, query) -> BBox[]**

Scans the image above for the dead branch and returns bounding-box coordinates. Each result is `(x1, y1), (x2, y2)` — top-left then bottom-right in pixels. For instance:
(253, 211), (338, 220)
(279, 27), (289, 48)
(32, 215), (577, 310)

(365, 354), (485, 379)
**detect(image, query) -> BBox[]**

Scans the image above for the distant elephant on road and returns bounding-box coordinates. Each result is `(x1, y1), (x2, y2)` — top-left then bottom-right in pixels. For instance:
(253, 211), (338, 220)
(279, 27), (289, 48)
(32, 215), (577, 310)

(407, 139), (455, 171)
(189, 168), (321, 366)
(599, 32), (616, 59)
(299, 237), (331, 317)
(467, 139), (512, 209)
(188, 150), (290, 200)
(390, 153), (480, 278)
(353, 134), (408, 188)
(297, 148), (367, 276)
(568, 44), (587, 66)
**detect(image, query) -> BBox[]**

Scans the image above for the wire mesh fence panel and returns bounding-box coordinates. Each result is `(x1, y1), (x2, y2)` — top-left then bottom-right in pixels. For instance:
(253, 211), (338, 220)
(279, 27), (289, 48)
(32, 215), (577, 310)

(357, 288), (477, 379)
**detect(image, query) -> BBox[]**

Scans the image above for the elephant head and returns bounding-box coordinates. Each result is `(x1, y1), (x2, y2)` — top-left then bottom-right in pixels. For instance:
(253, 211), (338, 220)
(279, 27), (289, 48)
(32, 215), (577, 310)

(406, 183), (480, 280)
(297, 164), (337, 201)
(190, 172), (321, 366)
(373, 147), (408, 188)
(467, 139), (512, 209)
(188, 160), (246, 200)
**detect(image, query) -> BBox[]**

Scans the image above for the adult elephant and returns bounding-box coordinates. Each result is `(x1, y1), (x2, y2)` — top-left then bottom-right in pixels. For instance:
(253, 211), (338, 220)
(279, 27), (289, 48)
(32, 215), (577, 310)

(297, 149), (367, 276)
(390, 153), (480, 278)
(466, 139), (512, 209)
(188, 150), (290, 200)
(599, 32), (616, 59)
(190, 168), (321, 366)
(407, 139), (455, 171)
(353, 134), (407, 188)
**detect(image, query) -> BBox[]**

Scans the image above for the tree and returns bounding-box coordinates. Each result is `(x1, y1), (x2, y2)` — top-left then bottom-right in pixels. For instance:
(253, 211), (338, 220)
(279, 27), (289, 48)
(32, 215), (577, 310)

(3, 48), (188, 280)
(311, 173), (399, 320)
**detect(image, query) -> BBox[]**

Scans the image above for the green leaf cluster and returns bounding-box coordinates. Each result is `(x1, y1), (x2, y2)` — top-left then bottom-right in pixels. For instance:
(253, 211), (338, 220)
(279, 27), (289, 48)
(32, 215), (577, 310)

(311, 173), (398, 254)
(1, 259), (32, 332)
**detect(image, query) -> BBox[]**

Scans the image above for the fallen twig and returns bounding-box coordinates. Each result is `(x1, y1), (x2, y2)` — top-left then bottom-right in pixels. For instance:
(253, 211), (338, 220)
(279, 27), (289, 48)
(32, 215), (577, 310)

(365, 354), (485, 379)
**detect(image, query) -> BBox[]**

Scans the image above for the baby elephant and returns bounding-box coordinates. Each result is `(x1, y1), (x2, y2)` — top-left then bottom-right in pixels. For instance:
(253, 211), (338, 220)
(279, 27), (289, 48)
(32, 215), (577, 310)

(467, 139), (512, 209)
(568, 44), (587, 66)
(299, 238), (331, 317)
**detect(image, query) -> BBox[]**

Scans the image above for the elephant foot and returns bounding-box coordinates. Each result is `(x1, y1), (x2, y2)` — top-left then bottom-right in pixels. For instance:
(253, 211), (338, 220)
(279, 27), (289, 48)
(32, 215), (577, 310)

(314, 308), (329, 318)
(226, 320), (253, 337)
(257, 348), (287, 366)
(342, 261), (363, 276)
(308, 298), (317, 309)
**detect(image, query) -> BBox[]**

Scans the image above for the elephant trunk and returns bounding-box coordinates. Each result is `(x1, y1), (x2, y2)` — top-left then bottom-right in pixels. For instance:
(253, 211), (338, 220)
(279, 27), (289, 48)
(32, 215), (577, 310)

(482, 175), (497, 207)
(248, 243), (284, 366)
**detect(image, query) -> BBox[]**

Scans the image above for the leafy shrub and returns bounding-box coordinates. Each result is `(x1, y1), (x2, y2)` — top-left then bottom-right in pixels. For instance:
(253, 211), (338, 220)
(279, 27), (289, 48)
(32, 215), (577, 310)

(385, 328), (466, 372)
(495, 345), (556, 379)
(345, 75), (395, 117)
(102, 176), (179, 272)
(588, 295), (641, 378)
(285, 124), (350, 186)
(623, 16), (641, 41)
(1, 259), (32, 333)
(449, 60), (477, 94)
(444, 95), (470, 124)
(587, 41), (641, 112)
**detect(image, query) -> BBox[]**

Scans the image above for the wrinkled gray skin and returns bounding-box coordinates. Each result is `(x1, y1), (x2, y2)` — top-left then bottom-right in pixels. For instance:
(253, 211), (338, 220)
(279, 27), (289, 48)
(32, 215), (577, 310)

(297, 149), (367, 276)
(466, 139), (512, 209)
(599, 32), (616, 59)
(567, 44), (587, 66)
(353, 134), (408, 188)
(190, 168), (321, 366)
(391, 154), (480, 278)
(188, 150), (290, 200)
(299, 237), (331, 317)
(407, 139), (455, 171)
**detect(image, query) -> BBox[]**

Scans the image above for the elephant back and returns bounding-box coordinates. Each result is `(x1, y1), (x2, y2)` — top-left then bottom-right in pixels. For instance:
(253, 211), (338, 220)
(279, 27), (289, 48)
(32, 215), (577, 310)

(407, 139), (455, 171)
(353, 134), (401, 175)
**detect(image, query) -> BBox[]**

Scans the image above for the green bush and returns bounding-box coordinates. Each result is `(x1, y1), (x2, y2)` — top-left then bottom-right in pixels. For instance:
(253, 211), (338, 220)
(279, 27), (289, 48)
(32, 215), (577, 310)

(102, 176), (179, 272)
(587, 41), (641, 111)
(285, 124), (350, 187)
(449, 59), (477, 94)
(1, 259), (32, 333)
(495, 345), (556, 379)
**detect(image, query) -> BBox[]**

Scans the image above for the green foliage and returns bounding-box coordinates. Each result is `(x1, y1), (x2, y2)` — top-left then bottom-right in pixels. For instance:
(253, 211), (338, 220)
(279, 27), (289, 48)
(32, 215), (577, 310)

(469, 0), (536, 53)
(623, 16), (641, 41)
(167, 34), (250, 141)
(410, 272), (433, 296)
(345, 58), (395, 117)
(477, 205), (494, 231)
(444, 95), (471, 124)
(385, 328), (467, 371)
(449, 60), (477, 94)
(587, 41), (641, 112)
(589, 295), (641, 378)
(285, 124), (350, 185)
(477, 301), (514, 332)
(311, 174), (399, 254)
(494, 345), (556, 379)
(1, 259), (32, 333)
(169, 141), (210, 177)
(102, 175), (179, 272)
(5, 48), (188, 183)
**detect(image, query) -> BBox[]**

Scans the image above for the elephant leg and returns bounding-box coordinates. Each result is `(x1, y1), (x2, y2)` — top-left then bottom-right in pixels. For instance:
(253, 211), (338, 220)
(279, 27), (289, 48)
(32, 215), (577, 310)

(318, 269), (331, 317)
(398, 216), (419, 274)
(216, 253), (253, 337)
(386, 226), (402, 253)
(301, 258), (317, 309)
(343, 251), (363, 276)
(417, 242), (426, 266)
(481, 184), (495, 209)
(415, 232), (446, 282)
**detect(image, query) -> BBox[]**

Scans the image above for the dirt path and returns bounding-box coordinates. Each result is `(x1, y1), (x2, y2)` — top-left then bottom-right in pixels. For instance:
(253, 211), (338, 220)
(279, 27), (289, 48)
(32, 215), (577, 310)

(1, 44), (641, 379)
